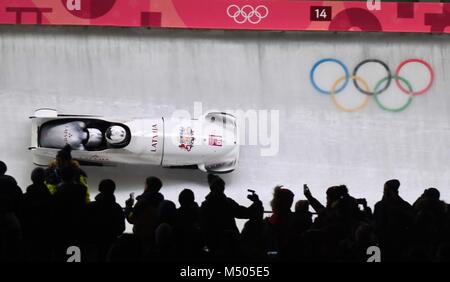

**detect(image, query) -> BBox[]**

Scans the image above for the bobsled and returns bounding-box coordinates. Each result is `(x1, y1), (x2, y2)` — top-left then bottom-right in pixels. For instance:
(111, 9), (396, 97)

(29, 109), (239, 173)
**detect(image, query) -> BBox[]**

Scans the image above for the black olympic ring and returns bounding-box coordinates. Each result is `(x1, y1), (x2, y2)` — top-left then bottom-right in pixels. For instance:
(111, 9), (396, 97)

(352, 59), (392, 96)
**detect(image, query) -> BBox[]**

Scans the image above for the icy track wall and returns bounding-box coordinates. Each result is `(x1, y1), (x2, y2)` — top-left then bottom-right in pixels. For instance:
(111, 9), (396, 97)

(0, 27), (449, 226)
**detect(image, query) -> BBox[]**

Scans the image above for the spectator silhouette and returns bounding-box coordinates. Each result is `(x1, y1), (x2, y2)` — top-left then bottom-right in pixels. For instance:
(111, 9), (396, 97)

(305, 185), (369, 261)
(265, 186), (297, 260)
(176, 189), (200, 229)
(146, 199), (178, 261)
(0, 202), (22, 262)
(157, 200), (177, 226)
(1, 158), (450, 264)
(0, 160), (18, 184)
(241, 193), (268, 261)
(125, 176), (164, 254)
(410, 188), (447, 259)
(86, 179), (125, 261)
(19, 167), (54, 261)
(53, 166), (88, 260)
(338, 222), (377, 262)
(45, 145), (90, 202)
(174, 189), (204, 260)
(292, 200), (313, 235)
(331, 185), (369, 240)
(304, 185), (342, 214)
(0, 161), (7, 176)
(304, 185), (348, 237)
(150, 222), (176, 262)
(200, 174), (262, 256)
(0, 160), (23, 214)
(374, 179), (414, 261)
(0, 161), (23, 262)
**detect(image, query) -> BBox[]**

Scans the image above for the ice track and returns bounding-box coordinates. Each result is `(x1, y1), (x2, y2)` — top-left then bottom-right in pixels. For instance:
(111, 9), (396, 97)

(0, 26), (449, 231)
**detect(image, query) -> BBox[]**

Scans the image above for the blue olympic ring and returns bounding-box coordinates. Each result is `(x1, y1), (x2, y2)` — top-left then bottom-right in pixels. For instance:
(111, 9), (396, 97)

(310, 58), (350, 95)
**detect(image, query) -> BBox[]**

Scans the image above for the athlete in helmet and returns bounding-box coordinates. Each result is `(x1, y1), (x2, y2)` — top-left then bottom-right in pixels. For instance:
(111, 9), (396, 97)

(85, 128), (103, 148)
(40, 121), (104, 150)
(105, 125), (128, 147)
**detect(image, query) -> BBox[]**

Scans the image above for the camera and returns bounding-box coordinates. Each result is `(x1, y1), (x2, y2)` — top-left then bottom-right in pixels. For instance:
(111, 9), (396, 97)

(247, 189), (259, 202)
(303, 184), (309, 192)
(356, 198), (367, 206)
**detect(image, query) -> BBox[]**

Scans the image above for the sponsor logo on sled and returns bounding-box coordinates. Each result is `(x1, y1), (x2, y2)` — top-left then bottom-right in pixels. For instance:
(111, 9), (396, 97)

(89, 155), (109, 162)
(151, 124), (158, 152)
(208, 135), (223, 147)
(179, 127), (195, 152)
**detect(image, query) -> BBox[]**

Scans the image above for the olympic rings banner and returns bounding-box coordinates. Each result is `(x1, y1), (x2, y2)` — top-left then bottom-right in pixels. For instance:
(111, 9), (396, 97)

(309, 58), (435, 113)
(0, 0), (450, 34)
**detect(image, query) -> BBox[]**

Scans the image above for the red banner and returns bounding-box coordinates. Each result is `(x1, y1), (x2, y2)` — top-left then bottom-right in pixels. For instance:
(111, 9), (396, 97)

(0, 0), (449, 33)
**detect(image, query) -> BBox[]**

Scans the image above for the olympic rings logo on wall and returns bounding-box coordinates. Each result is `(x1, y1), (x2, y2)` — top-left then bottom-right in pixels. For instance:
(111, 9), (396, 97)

(309, 58), (435, 112)
(226, 5), (269, 24)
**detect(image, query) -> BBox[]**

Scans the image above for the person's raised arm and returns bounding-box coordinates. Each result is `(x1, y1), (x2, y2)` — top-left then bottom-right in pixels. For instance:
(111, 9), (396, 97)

(232, 191), (263, 219)
(124, 193), (135, 224)
(303, 184), (325, 213)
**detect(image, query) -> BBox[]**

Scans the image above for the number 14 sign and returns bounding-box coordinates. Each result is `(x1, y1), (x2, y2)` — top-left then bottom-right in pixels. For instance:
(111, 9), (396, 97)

(310, 6), (332, 21)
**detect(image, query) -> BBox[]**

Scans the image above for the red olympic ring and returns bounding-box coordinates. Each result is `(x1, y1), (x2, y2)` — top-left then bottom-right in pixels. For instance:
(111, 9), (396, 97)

(395, 59), (435, 96)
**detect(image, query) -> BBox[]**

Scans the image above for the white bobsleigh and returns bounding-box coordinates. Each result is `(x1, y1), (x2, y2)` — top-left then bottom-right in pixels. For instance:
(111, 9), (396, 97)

(29, 109), (239, 173)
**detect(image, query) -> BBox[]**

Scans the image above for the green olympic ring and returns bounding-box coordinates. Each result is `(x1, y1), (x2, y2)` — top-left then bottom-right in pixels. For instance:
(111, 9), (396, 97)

(373, 75), (413, 113)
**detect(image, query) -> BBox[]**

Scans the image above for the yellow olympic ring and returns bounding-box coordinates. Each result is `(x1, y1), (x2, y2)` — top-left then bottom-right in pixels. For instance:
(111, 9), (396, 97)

(330, 75), (371, 113)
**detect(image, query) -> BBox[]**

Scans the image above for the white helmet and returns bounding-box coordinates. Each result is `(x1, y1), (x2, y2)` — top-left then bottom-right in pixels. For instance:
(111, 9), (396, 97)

(85, 128), (103, 147)
(105, 125), (127, 145)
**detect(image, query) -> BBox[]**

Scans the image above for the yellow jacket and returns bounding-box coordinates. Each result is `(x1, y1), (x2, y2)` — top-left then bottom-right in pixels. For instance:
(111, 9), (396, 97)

(45, 160), (91, 203)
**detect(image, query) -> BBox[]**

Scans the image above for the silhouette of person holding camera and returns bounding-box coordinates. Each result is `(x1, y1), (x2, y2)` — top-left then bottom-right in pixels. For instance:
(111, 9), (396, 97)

(200, 174), (262, 258)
